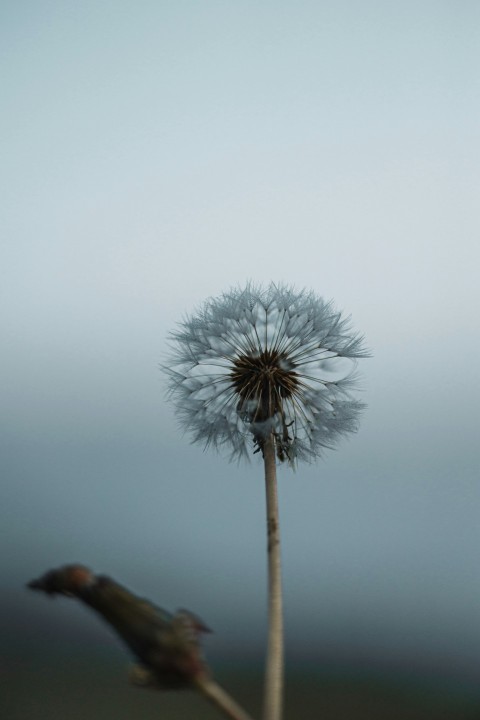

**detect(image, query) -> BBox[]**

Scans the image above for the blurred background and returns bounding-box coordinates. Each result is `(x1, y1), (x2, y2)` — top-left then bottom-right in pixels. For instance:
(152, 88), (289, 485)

(2, 1), (479, 718)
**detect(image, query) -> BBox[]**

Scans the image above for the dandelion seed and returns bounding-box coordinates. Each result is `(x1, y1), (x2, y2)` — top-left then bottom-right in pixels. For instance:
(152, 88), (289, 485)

(165, 282), (368, 464)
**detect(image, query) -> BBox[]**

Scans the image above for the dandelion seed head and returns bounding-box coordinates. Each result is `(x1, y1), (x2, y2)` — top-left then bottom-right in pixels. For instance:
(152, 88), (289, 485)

(164, 282), (369, 464)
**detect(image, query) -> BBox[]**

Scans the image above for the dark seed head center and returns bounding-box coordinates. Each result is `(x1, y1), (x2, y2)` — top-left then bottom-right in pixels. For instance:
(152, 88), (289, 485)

(230, 349), (298, 420)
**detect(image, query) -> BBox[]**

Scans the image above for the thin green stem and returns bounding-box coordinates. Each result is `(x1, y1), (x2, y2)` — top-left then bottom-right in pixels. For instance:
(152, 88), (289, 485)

(262, 434), (284, 720)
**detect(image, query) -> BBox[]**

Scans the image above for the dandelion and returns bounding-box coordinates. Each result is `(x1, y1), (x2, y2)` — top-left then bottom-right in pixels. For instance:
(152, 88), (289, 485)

(166, 283), (368, 465)
(165, 282), (369, 720)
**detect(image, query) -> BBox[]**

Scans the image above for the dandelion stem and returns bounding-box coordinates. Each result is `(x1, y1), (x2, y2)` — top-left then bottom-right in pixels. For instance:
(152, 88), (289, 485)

(194, 675), (256, 720)
(262, 434), (284, 720)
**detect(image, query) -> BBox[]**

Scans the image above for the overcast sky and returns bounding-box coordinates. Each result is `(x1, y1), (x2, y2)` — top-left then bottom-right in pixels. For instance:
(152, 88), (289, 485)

(2, 0), (480, 687)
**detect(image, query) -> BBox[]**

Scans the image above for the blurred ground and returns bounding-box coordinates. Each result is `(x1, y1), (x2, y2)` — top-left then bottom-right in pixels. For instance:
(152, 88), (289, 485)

(4, 586), (480, 720)
(4, 655), (480, 720)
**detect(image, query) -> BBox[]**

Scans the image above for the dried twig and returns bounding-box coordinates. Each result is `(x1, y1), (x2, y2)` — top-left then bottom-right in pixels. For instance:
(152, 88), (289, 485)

(28, 564), (256, 720)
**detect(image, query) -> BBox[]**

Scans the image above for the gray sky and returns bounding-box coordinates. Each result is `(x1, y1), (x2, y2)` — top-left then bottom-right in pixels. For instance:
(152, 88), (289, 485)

(2, 0), (480, 684)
